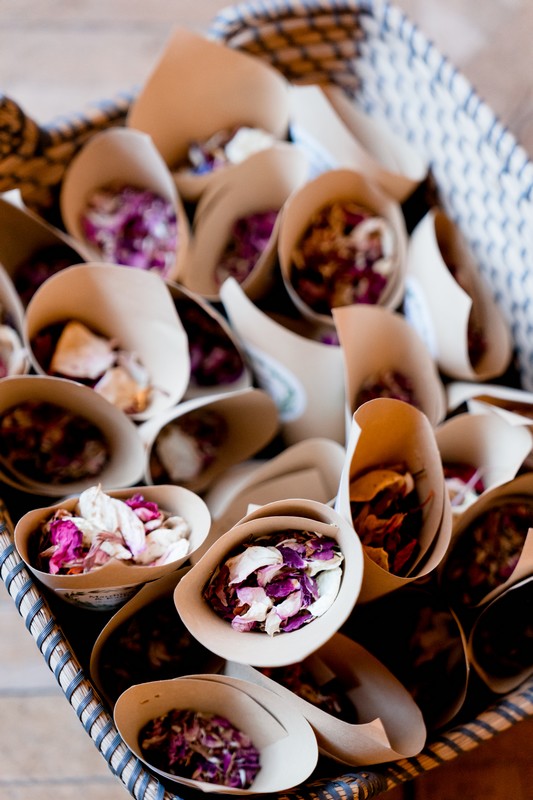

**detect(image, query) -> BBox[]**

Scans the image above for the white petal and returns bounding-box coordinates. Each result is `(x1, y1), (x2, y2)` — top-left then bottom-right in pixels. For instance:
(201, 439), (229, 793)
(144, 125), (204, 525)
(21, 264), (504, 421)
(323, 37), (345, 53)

(306, 567), (342, 617)
(50, 320), (116, 379)
(226, 545), (282, 584)
(77, 485), (146, 556)
(94, 365), (150, 413)
(0, 325), (27, 376)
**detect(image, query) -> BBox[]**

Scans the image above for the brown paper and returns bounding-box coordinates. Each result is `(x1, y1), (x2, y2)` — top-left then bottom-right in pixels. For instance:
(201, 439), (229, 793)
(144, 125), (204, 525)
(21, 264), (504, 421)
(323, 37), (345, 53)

(60, 127), (190, 281)
(0, 374), (145, 496)
(224, 631), (426, 765)
(114, 674), (318, 794)
(174, 498), (364, 667)
(336, 398), (452, 602)
(14, 484), (211, 610)
(220, 277), (346, 445)
(277, 167), (408, 325)
(139, 387), (280, 494)
(127, 27), (291, 202)
(183, 143), (309, 301)
(405, 209), (513, 380)
(24, 262), (190, 421)
(333, 303), (447, 427)
(289, 84), (427, 202)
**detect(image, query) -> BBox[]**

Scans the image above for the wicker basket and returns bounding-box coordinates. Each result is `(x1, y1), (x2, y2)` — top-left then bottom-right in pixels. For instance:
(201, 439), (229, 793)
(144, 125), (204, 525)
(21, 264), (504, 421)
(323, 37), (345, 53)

(1, 1), (533, 798)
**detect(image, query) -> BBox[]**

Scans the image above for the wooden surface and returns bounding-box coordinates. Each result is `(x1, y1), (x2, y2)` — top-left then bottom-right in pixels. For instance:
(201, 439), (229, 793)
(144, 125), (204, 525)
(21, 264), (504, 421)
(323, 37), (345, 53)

(1, 1), (533, 798)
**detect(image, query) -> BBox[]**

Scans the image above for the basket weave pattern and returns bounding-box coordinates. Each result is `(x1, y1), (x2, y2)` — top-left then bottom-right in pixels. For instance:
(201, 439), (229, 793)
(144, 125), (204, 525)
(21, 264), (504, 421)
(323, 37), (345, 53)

(2, 1), (533, 798)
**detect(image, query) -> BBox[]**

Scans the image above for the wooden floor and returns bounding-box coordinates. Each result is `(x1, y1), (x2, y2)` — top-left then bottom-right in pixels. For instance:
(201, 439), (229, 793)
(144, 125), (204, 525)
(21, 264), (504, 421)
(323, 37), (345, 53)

(1, 1), (533, 798)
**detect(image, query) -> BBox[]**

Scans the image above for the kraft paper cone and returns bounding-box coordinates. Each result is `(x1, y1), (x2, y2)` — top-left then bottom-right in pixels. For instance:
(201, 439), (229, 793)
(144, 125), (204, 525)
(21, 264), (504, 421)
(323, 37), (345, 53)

(14, 484), (211, 611)
(0, 374), (145, 496)
(90, 568), (223, 707)
(289, 84), (427, 201)
(447, 380), (533, 430)
(24, 263), (190, 421)
(435, 412), (532, 515)
(405, 209), (513, 380)
(183, 144), (309, 302)
(335, 398), (452, 603)
(439, 473), (533, 613)
(197, 438), (346, 559)
(345, 584), (470, 731)
(468, 575), (533, 694)
(333, 303), (447, 427)
(139, 387), (280, 495)
(167, 281), (252, 399)
(0, 192), (86, 306)
(127, 27), (290, 202)
(174, 498), (363, 668)
(224, 631), (426, 766)
(60, 127), (190, 281)
(114, 674), (318, 794)
(277, 167), (408, 325)
(220, 277), (346, 446)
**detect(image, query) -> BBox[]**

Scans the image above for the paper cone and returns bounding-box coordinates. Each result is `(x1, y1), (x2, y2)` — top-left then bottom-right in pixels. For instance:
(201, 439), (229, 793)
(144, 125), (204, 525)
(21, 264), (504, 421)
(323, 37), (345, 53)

(174, 498), (364, 668)
(0, 192), (86, 306)
(345, 584), (470, 731)
(335, 398), (452, 602)
(139, 387), (279, 495)
(182, 143), (309, 302)
(289, 84), (427, 201)
(439, 472), (533, 613)
(468, 575), (533, 694)
(333, 303), (447, 428)
(14, 484), (211, 610)
(167, 281), (252, 399)
(435, 411), (532, 515)
(224, 631), (426, 765)
(0, 266), (30, 376)
(24, 262), (190, 421)
(114, 674), (318, 794)
(220, 277), (346, 445)
(277, 167), (408, 325)
(90, 568), (224, 707)
(405, 209), (513, 380)
(0, 374), (145, 496)
(127, 27), (290, 202)
(60, 127), (190, 281)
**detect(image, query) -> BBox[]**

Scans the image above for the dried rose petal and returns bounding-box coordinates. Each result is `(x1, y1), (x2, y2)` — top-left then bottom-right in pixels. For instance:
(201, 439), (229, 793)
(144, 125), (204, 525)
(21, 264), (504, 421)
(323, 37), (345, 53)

(182, 126), (274, 175)
(14, 243), (81, 306)
(204, 529), (343, 636)
(214, 209), (278, 286)
(350, 464), (427, 575)
(356, 370), (418, 407)
(80, 184), (178, 277)
(0, 400), (109, 484)
(290, 200), (395, 315)
(139, 708), (261, 788)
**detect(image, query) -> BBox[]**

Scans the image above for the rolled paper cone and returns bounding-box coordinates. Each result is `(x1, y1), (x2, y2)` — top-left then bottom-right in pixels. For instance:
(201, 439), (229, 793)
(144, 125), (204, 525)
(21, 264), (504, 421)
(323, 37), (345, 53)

(14, 484), (211, 611)
(277, 167), (408, 325)
(60, 127), (190, 281)
(220, 277), (346, 446)
(24, 262), (190, 421)
(89, 568), (223, 707)
(333, 303), (447, 427)
(439, 472), (533, 611)
(166, 280), (252, 399)
(468, 575), (533, 695)
(174, 498), (364, 668)
(138, 387), (280, 495)
(405, 208), (513, 381)
(224, 631), (426, 766)
(435, 411), (532, 515)
(114, 674), (319, 794)
(0, 374), (145, 496)
(289, 84), (427, 202)
(183, 143), (309, 301)
(127, 27), (291, 202)
(197, 437), (346, 560)
(336, 397), (452, 603)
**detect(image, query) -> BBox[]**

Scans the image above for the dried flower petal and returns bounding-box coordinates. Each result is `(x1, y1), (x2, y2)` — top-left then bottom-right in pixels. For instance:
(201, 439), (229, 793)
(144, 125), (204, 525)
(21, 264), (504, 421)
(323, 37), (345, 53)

(215, 209), (278, 286)
(139, 708), (260, 788)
